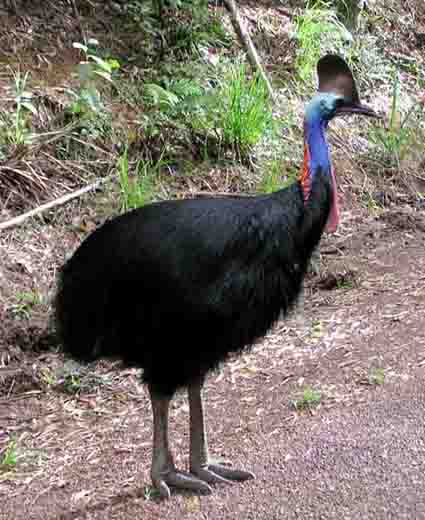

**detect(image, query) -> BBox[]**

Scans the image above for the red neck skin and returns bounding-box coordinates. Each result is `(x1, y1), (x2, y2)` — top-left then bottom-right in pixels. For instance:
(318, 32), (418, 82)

(299, 142), (340, 233)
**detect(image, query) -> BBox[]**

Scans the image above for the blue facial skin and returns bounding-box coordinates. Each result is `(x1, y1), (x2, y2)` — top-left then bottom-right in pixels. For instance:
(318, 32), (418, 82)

(303, 93), (345, 178)
(305, 92), (344, 123)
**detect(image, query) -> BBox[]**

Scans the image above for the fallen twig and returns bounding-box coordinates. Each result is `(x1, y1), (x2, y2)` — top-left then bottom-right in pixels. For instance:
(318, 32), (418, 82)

(0, 176), (112, 231)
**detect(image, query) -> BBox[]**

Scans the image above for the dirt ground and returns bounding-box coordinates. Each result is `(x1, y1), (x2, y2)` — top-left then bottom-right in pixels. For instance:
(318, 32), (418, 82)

(1, 1), (425, 519)
(1, 202), (425, 520)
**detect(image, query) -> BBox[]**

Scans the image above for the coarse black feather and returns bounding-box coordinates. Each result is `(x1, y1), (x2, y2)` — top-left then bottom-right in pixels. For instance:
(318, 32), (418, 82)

(55, 170), (331, 397)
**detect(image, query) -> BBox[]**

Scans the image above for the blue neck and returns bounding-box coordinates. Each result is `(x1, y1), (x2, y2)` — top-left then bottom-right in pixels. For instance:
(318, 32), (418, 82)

(305, 118), (331, 176)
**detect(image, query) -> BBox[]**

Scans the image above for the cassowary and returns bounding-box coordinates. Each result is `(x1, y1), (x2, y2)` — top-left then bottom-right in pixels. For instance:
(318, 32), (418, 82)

(54, 55), (376, 498)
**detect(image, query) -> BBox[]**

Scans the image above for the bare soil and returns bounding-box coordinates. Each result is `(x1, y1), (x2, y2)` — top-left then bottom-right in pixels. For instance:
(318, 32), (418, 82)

(1, 201), (424, 520)
(1, 1), (425, 519)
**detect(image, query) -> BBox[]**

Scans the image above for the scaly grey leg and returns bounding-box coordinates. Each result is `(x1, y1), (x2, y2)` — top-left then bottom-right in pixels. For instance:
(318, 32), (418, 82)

(149, 387), (212, 499)
(188, 377), (255, 484)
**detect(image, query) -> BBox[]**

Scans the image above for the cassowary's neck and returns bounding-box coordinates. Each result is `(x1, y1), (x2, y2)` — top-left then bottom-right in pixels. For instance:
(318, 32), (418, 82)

(299, 119), (330, 201)
(299, 117), (339, 232)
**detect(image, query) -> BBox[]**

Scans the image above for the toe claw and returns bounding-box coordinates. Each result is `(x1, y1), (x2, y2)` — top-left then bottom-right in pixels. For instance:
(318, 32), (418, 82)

(153, 470), (213, 498)
(157, 480), (172, 499)
(192, 467), (233, 485)
(208, 464), (256, 482)
(191, 462), (256, 485)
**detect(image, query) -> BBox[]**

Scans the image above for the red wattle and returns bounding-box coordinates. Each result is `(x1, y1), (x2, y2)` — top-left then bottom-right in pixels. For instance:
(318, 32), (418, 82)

(326, 167), (339, 233)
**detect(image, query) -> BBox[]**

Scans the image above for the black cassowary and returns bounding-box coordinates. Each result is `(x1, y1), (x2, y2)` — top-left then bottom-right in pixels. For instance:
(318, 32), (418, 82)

(54, 55), (377, 498)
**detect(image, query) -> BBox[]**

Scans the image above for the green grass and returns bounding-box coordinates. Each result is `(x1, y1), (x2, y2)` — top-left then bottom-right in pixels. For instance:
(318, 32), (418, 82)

(118, 149), (165, 212)
(217, 64), (273, 159)
(336, 279), (354, 289)
(167, 2), (230, 55)
(40, 368), (58, 387)
(291, 386), (322, 410)
(258, 155), (298, 194)
(55, 363), (112, 395)
(143, 484), (162, 501)
(0, 68), (37, 155)
(61, 39), (120, 147)
(143, 61), (274, 160)
(295, 1), (352, 83)
(68, 39), (120, 117)
(161, 0), (230, 56)
(181, 62), (273, 160)
(10, 291), (42, 319)
(368, 367), (385, 386)
(368, 72), (424, 167)
(258, 158), (285, 194)
(1, 440), (18, 469)
(333, 0), (361, 30)
(128, 0), (230, 58)
(126, 56), (274, 163)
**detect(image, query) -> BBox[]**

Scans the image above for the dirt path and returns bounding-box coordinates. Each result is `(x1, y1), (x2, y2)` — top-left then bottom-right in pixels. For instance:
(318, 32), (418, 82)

(1, 210), (424, 520)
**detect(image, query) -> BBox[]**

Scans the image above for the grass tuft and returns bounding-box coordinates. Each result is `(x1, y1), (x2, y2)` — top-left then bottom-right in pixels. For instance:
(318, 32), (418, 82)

(291, 386), (322, 410)
(369, 73), (425, 168)
(190, 63), (274, 160)
(10, 291), (43, 319)
(218, 64), (274, 159)
(368, 367), (385, 386)
(118, 149), (165, 212)
(0, 68), (37, 155)
(295, 1), (352, 83)
(0, 440), (18, 469)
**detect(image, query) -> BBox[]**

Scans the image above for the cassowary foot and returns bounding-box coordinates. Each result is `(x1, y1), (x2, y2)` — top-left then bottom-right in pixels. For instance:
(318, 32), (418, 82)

(152, 468), (213, 499)
(191, 462), (256, 484)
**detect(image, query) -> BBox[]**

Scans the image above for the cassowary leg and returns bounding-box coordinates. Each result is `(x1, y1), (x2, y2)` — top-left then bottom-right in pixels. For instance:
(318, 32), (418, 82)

(149, 387), (212, 499)
(188, 377), (256, 484)
(308, 247), (322, 275)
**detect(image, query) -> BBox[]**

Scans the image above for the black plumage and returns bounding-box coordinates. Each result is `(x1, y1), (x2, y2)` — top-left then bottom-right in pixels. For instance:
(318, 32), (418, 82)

(54, 55), (377, 498)
(56, 178), (329, 394)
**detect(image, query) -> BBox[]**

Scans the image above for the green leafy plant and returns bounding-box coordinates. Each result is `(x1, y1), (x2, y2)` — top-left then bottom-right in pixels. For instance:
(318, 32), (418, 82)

(190, 63), (274, 160)
(143, 484), (161, 500)
(56, 364), (110, 394)
(368, 367), (385, 386)
(333, 0), (362, 31)
(144, 77), (206, 118)
(0, 68), (37, 151)
(219, 64), (273, 157)
(1, 440), (18, 469)
(291, 386), (322, 410)
(40, 368), (57, 387)
(10, 291), (42, 319)
(118, 149), (166, 212)
(136, 62), (272, 162)
(258, 157), (288, 194)
(369, 74), (423, 167)
(63, 373), (82, 394)
(336, 279), (354, 289)
(68, 39), (120, 115)
(295, 1), (352, 82)
(162, 0), (230, 55)
(144, 83), (180, 111)
(137, 75), (206, 154)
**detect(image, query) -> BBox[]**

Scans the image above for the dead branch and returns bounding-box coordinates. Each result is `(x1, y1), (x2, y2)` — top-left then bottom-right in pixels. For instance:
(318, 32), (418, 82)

(0, 176), (112, 231)
(222, 0), (274, 100)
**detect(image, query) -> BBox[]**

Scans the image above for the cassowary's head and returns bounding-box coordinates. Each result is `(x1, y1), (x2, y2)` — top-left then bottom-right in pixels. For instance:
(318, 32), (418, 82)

(305, 54), (377, 124)
(301, 55), (378, 234)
